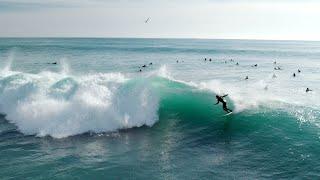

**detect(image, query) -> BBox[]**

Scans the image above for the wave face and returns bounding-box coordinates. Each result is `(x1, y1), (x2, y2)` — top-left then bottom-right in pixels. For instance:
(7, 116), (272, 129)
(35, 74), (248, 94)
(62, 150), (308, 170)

(0, 70), (160, 138)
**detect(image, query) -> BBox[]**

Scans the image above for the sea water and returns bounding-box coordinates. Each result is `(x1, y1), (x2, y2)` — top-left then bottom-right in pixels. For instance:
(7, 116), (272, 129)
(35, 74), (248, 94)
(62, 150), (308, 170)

(0, 38), (319, 179)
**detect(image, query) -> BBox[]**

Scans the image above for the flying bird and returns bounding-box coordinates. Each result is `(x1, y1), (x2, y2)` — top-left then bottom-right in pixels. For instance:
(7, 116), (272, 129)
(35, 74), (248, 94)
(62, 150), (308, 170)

(145, 17), (150, 23)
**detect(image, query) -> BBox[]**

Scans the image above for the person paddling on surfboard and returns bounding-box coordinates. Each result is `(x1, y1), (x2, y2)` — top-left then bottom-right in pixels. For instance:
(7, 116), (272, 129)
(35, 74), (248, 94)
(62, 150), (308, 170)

(215, 94), (232, 113)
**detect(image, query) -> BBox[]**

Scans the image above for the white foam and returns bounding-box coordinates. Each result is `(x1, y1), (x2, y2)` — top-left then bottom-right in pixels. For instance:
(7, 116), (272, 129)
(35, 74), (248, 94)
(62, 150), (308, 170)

(0, 70), (159, 138)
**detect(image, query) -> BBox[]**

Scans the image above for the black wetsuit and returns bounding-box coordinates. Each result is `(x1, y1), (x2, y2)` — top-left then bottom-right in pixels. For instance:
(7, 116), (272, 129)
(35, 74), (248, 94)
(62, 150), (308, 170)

(215, 95), (232, 113)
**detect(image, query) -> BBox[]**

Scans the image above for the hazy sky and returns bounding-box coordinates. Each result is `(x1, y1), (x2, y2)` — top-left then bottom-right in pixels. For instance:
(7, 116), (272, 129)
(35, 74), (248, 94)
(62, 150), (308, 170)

(1, 0), (320, 40)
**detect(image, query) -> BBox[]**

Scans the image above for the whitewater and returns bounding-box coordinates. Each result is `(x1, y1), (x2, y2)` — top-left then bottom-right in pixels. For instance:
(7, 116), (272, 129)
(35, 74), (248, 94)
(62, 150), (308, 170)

(1, 38), (320, 179)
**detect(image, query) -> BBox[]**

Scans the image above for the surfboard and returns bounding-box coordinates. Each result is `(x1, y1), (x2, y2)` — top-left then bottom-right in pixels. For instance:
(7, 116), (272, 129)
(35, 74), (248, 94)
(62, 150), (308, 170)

(222, 112), (233, 117)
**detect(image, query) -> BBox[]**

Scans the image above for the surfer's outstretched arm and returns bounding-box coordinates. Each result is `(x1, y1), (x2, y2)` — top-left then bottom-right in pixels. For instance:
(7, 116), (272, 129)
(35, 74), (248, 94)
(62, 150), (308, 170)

(222, 94), (228, 97)
(214, 101), (219, 105)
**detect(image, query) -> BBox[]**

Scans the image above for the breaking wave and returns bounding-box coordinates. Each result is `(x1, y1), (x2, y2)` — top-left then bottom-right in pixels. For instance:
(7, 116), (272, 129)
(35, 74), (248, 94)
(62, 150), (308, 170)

(0, 62), (319, 138)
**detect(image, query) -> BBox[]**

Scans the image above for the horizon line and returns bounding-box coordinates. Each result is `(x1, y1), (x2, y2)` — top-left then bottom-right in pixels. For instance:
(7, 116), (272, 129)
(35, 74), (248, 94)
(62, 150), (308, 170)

(0, 36), (319, 42)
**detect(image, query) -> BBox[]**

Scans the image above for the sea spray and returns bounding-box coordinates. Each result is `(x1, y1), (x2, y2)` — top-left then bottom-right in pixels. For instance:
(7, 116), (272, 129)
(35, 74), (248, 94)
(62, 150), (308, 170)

(60, 57), (71, 75)
(2, 49), (15, 73)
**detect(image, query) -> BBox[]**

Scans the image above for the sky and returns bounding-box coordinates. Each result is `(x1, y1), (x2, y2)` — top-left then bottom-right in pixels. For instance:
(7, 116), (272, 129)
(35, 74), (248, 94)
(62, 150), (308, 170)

(0, 0), (320, 40)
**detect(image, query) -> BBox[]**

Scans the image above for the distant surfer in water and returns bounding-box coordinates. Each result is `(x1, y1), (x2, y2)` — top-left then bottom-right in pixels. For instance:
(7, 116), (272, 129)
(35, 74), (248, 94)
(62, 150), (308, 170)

(306, 88), (312, 93)
(215, 94), (232, 113)
(272, 73), (277, 78)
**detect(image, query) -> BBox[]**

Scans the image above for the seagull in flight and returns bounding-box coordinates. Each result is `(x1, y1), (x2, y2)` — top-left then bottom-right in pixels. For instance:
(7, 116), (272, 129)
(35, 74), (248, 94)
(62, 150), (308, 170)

(145, 17), (150, 23)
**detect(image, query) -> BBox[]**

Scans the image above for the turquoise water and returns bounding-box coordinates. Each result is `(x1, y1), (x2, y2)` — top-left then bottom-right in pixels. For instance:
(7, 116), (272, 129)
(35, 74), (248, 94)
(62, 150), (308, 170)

(0, 38), (320, 179)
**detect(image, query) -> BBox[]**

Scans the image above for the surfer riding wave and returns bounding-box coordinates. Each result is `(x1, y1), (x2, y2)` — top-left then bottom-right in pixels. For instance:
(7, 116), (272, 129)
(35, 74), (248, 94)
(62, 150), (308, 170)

(215, 94), (233, 113)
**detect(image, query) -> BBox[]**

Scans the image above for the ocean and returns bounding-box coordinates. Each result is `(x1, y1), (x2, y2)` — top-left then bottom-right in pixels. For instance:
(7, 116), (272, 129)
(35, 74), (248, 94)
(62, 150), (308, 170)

(0, 38), (319, 179)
